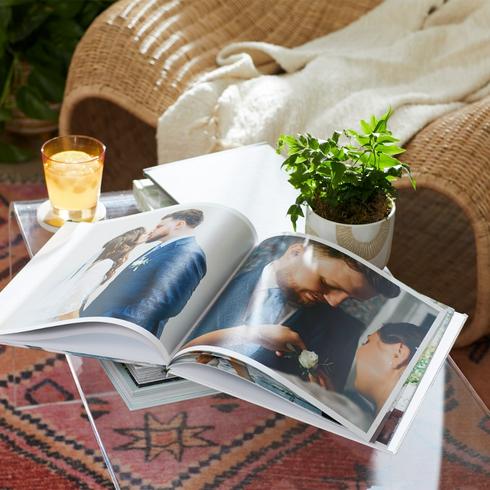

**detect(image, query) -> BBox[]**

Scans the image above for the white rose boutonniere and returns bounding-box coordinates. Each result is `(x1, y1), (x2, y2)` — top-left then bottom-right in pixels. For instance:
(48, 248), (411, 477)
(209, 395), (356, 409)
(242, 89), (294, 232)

(298, 350), (319, 370)
(283, 345), (332, 382)
(131, 256), (150, 271)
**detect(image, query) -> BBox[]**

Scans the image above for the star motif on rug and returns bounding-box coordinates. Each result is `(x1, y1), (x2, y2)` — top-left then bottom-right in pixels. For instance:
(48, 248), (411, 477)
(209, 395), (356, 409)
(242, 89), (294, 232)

(114, 412), (216, 462)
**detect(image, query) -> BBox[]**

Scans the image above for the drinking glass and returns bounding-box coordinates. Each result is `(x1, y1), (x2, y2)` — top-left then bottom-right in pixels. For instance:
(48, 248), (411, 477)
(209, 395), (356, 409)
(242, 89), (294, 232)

(41, 135), (105, 223)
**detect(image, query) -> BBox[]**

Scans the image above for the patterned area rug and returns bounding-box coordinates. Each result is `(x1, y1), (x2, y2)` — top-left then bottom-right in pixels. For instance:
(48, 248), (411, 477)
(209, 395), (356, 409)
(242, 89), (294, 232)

(0, 183), (488, 489)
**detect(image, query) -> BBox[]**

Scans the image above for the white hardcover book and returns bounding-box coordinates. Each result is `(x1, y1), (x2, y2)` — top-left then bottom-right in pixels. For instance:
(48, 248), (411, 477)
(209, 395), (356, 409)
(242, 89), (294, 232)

(144, 143), (300, 239)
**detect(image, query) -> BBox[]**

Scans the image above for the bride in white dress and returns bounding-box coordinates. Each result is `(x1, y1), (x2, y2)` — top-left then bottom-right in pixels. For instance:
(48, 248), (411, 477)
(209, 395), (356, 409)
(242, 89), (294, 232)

(54, 227), (147, 319)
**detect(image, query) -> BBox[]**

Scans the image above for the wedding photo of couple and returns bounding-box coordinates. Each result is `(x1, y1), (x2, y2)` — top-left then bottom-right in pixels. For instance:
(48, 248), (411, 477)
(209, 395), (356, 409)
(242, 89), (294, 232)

(30, 208), (208, 338)
(183, 235), (439, 433)
(80, 208), (207, 338)
(10, 202), (257, 358)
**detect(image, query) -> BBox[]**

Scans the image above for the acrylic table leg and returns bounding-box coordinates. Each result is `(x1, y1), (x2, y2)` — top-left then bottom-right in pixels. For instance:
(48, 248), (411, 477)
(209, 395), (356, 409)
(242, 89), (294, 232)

(66, 354), (120, 489)
(6, 203), (18, 406)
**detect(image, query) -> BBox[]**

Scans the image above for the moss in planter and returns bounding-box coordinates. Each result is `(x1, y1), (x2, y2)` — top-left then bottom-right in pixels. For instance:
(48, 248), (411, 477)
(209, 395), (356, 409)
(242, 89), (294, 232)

(312, 192), (391, 225)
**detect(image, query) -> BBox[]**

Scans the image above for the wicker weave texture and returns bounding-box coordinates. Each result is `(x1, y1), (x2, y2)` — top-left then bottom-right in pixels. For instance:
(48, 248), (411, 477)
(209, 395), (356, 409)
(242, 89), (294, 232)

(60, 0), (489, 345)
(60, 0), (379, 132)
(68, 97), (157, 191)
(398, 95), (490, 345)
(390, 188), (477, 329)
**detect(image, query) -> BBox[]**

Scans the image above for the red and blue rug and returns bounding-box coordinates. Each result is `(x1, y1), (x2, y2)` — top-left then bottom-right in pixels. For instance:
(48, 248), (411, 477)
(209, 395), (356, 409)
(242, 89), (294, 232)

(0, 183), (488, 489)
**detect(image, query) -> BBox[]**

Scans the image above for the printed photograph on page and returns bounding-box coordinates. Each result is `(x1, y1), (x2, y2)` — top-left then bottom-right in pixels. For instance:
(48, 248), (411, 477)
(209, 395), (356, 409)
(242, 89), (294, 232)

(181, 235), (443, 435)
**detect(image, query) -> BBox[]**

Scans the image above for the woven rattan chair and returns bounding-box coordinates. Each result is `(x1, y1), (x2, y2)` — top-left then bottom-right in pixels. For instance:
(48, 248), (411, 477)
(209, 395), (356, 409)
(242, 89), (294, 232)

(60, 0), (489, 346)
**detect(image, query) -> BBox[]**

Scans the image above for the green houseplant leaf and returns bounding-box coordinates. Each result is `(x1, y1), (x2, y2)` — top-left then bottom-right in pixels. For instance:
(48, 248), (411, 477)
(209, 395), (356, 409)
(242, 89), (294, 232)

(0, 107), (12, 121)
(28, 64), (64, 103)
(44, 0), (84, 19)
(0, 0), (116, 130)
(277, 108), (415, 227)
(0, 140), (33, 162)
(8, 3), (51, 43)
(15, 85), (57, 120)
(0, 7), (11, 54)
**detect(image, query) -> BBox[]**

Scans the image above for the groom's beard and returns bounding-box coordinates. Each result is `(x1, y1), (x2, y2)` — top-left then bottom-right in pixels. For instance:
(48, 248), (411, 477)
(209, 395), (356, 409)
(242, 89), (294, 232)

(276, 269), (320, 308)
(145, 233), (168, 243)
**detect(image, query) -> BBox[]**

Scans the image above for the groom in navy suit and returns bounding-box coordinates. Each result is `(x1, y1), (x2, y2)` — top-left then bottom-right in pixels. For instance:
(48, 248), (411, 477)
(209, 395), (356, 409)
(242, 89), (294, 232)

(187, 236), (399, 392)
(81, 209), (206, 338)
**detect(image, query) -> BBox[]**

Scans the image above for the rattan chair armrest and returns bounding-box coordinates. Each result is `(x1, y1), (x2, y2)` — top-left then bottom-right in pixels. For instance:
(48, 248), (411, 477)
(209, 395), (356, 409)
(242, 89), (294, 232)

(398, 96), (490, 346)
(59, 0), (380, 190)
(60, 0), (380, 136)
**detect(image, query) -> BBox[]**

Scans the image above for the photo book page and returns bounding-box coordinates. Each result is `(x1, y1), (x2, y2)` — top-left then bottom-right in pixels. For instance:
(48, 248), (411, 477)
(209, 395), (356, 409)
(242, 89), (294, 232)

(0, 203), (257, 365)
(175, 234), (448, 440)
(0, 200), (466, 449)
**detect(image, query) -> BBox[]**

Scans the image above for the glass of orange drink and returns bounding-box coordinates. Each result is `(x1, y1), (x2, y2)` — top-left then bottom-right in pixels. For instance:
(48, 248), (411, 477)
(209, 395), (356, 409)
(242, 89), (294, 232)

(41, 135), (105, 223)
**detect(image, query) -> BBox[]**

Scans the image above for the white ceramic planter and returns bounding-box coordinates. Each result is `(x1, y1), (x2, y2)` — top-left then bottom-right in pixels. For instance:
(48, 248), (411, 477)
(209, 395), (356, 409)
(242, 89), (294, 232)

(305, 202), (396, 269)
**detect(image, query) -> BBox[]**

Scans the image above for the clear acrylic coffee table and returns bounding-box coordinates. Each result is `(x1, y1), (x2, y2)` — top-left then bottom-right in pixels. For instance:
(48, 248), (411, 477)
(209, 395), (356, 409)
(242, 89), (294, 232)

(8, 191), (490, 489)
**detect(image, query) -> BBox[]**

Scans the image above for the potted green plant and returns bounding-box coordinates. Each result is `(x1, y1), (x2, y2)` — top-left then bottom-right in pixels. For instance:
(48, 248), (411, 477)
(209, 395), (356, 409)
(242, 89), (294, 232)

(276, 108), (415, 268)
(0, 0), (114, 162)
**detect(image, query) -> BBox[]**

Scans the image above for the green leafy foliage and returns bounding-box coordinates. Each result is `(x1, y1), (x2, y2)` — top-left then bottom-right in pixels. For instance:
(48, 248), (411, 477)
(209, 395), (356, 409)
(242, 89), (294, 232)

(16, 85), (57, 120)
(406, 344), (435, 385)
(0, 140), (32, 162)
(276, 109), (416, 229)
(0, 0), (115, 162)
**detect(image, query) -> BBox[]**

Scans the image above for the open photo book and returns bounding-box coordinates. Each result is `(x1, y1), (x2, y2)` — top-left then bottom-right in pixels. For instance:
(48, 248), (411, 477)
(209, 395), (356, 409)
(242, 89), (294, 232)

(0, 202), (466, 453)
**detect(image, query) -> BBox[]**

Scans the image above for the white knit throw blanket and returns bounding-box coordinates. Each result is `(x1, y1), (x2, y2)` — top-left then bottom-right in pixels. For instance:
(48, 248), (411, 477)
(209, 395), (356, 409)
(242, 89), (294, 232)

(157, 0), (490, 164)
